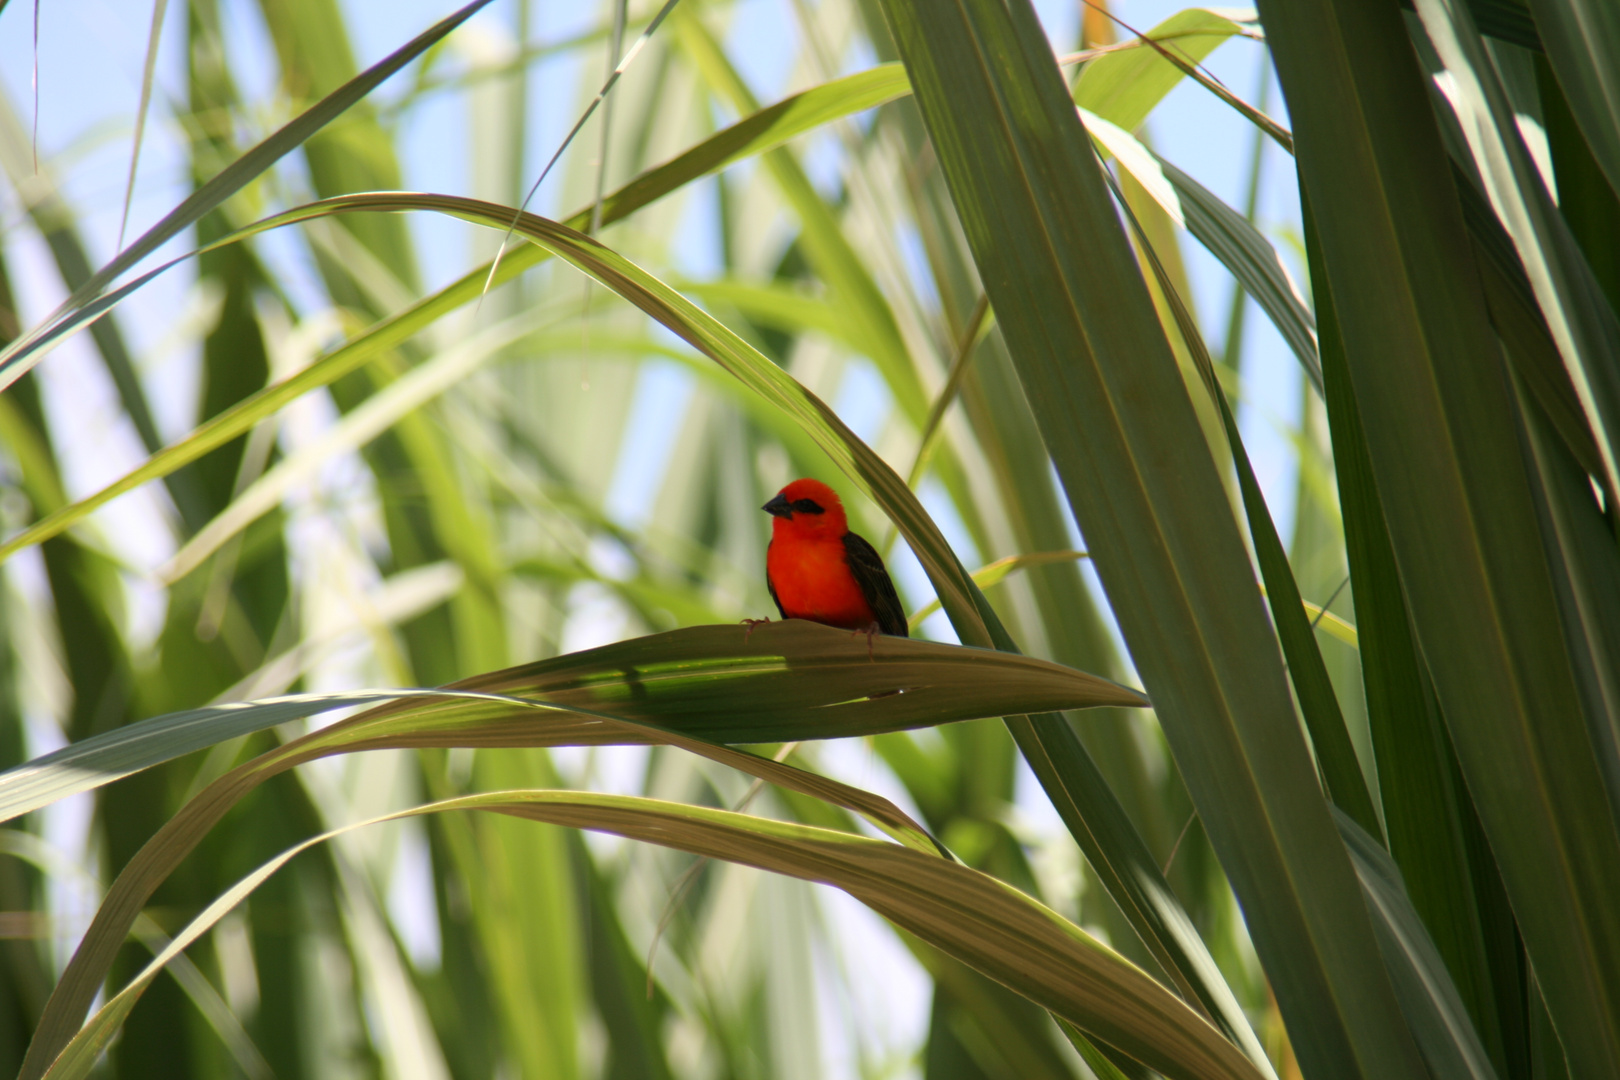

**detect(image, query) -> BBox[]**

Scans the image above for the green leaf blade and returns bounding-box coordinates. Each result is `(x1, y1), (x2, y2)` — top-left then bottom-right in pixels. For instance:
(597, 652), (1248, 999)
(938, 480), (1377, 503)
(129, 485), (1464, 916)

(876, 1), (1430, 1076)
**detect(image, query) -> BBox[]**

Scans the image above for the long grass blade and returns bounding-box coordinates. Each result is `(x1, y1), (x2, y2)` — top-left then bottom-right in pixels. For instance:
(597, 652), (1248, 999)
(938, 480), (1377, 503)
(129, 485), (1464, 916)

(1105, 162), (1381, 837)
(38, 791), (1267, 1080)
(0, 620), (1142, 826)
(1261, 0), (1620, 1066)
(1307, 202), (1507, 1064)
(876, 1), (1428, 1075)
(485, 0), (684, 292)
(1337, 811), (1501, 1080)
(116, 0), (169, 249)
(20, 612), (1144, 1076)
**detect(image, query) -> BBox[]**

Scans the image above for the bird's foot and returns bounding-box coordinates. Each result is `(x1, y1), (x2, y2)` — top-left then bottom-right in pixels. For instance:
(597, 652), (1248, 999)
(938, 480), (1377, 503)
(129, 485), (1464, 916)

(740, 617), (773, 643)
(850, 622), (882, 661)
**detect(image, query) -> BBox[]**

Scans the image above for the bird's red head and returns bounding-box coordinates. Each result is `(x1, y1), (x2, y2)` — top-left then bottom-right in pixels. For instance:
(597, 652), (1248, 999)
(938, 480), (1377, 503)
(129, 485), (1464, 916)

(762, 478), (848, 538)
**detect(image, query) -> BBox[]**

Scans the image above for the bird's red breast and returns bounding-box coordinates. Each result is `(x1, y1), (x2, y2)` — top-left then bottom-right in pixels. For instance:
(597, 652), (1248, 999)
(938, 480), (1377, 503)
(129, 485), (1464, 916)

(762, 479), (908, 636)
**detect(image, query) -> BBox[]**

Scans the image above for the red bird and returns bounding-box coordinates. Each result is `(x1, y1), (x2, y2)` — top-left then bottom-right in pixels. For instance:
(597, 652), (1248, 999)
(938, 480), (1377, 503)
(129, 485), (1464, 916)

(762, 478), (908, 637)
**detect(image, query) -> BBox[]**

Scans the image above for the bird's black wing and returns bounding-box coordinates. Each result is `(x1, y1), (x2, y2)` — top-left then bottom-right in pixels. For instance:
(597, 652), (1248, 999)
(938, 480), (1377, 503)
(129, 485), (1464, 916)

(842, 531), (909, 637)
(765, 540), (788, 619)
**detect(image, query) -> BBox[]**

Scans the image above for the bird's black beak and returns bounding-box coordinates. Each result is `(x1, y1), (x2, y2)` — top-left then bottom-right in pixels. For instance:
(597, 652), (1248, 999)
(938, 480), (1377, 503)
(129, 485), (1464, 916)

(763, 493), (792, 519)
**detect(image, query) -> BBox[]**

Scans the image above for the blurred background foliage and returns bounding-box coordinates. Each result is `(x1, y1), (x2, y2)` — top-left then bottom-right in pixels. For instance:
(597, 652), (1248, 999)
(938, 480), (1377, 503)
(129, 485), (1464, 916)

(0, 0), (1615, 1077)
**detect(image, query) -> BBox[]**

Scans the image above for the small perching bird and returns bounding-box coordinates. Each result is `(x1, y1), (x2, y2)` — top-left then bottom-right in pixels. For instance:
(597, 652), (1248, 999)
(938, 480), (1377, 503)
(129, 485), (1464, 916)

(761, 478), (908, 638)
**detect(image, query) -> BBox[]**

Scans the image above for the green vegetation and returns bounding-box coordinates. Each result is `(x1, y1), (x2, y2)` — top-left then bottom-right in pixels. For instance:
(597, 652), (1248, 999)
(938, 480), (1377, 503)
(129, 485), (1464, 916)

(1, 0), (1617, 1077)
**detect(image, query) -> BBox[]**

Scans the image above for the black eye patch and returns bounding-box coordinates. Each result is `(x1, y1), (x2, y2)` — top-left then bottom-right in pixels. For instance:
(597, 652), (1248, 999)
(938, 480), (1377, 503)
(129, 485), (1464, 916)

(792, 498), (825, 515)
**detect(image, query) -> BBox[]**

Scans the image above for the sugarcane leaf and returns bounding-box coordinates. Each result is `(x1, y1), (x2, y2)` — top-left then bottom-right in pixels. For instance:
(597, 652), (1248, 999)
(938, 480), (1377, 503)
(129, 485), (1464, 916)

(1108, 165), (1381, 837)
(1261, 0), (1620, 1067)
(0, 620), (1143, 826)
(876, 0), (1428, 1077)
(1308, 209), (1507, 1066)
(38, 790), (1265, 1080)
(1416, 0), (1620, 502)
(1336, 810), (1501, 1080)
(1072, 7), (1257, 134)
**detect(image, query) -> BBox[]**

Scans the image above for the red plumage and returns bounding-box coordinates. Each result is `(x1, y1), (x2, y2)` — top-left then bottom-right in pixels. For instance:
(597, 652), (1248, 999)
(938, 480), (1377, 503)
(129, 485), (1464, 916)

(762, 479), (908, 637)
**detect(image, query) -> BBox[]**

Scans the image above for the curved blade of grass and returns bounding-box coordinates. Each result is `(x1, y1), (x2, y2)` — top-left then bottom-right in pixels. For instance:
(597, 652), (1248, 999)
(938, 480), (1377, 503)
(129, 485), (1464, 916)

(1336, 810), (1500, 1080)
(899, 929), (1088, 1080)
(0, 62), (913, 565)
(878, 1), (1427, 1077)
(19, 616), (1142, 1076)
(0, 0), (497, 389)
(19, 605), (1121, 1075)
(0, 831), (273, 1080)
(116, 0), (168, 249)
(0, 689), (495, 825)
(328, 619), (1146, 746)
(0, 619), (1144, 826)
(39, 791), (1266, 1080)
(12, 615), (1134, 1029)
